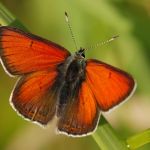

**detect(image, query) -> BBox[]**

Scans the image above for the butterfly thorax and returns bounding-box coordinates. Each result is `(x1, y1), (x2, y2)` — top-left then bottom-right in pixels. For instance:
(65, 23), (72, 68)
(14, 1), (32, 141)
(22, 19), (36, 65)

(57, 48), (86, 78)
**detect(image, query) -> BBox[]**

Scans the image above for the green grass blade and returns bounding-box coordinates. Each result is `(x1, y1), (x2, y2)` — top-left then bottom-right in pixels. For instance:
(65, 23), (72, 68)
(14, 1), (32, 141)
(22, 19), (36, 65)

(92, 116), (129, 150)
(127, 129), (150, 149)
(0, 2), (15, 25)
(0, 2), (26, 29)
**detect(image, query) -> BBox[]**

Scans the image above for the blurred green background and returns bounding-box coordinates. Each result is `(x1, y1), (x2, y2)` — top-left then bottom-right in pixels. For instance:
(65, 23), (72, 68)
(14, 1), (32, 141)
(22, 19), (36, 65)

(0, 0), (150, 149)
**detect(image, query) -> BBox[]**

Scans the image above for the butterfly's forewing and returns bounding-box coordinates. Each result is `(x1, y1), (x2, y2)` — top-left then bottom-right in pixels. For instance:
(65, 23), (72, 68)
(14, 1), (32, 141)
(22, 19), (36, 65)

(86, 59), (135, 111)
(0, 26), (71, 125)
(0, 26), (70, 75)
(11, 70), (58, 125)
(58, 81), (99, 136)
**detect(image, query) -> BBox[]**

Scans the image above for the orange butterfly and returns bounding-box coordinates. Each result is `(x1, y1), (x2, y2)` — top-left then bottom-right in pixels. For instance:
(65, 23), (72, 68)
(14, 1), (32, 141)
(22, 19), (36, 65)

(0, 26), (135, 136)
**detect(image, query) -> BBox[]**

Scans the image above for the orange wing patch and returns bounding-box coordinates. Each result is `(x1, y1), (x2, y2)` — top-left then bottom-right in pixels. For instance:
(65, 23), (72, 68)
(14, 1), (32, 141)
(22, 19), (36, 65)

(0, 26), (70, 75)
(58, 81), (99, 136)
(11, 70), (58, 125)
(86, 59), (135, 111)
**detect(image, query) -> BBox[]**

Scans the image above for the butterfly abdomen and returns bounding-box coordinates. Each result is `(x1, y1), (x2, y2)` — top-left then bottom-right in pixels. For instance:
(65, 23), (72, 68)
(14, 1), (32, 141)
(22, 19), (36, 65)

(56, 57), (86, 116)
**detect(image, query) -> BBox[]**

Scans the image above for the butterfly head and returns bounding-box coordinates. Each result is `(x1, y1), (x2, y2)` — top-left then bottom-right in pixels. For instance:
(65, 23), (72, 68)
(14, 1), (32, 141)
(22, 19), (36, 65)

(75, 48), (85, 59)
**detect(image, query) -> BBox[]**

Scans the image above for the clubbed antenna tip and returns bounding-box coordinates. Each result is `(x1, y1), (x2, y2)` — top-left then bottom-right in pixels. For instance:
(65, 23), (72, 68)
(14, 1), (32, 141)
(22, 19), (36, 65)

(65, 11), (69, 22)
(64, 11), (78, 50)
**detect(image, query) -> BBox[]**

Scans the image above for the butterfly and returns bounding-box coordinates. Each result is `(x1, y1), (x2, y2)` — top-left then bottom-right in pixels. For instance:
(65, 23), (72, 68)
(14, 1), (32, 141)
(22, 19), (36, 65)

(0, 26), (135, 137)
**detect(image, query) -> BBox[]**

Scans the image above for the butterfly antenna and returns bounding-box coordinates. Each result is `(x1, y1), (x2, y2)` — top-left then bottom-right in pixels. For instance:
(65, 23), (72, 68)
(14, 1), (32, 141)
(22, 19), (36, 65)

(86, 35), (119, 50)
(65, 12), (78, 50)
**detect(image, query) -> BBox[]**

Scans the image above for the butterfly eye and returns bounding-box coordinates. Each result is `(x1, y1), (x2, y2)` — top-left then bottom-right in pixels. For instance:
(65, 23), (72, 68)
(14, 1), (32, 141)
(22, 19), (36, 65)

(81, 53), (85, 58)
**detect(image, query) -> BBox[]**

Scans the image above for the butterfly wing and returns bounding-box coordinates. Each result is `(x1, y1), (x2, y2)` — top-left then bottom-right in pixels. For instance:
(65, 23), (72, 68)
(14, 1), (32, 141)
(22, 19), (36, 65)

(11, 70), (58, 125)
(86, 59), (135, 111)
(58, 81), (99, 136)
(0, 26), (70, 75)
